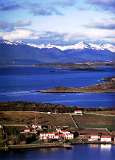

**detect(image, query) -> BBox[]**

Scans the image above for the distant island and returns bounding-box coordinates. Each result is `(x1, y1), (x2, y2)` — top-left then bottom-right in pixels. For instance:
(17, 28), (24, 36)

(40, 77), (115, 93)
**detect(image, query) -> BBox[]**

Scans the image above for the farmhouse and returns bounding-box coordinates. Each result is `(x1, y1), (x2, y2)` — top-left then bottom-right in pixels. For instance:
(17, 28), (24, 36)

(39, 129), (74, 141)
(39, 132), (59, 140)
(100, 136), (111, 143)
(88, 135), (100, 142)
(74, 110), (83, 115)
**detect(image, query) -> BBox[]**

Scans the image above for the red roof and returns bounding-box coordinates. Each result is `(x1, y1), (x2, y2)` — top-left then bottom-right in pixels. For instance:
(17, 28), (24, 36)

(101, 136), (111, 138)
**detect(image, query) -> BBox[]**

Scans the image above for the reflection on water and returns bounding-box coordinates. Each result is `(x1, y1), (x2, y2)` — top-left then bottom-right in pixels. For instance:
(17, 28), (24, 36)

(89, 144), (112, 150)
(89, 144), (99, 148)
(100, 144), (112, 150)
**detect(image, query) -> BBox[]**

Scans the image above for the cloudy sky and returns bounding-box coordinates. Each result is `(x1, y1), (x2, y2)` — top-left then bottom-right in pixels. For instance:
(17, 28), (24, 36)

(0, 0), (115, 45)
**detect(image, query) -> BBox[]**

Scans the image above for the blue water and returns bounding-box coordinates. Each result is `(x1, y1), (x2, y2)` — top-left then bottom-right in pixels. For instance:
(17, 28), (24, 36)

(0, 145), (115, 160)
(0, 66), (115, 107)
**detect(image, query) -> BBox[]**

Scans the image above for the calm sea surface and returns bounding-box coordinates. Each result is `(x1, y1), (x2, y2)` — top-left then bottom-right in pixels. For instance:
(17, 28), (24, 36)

(0, 66), (114, 107)
(0, 144), (115, 160)
(0, 67), (115, 159)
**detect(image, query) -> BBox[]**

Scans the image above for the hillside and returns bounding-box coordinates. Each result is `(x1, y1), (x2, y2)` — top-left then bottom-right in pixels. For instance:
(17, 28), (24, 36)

(0, 111), (115, 131)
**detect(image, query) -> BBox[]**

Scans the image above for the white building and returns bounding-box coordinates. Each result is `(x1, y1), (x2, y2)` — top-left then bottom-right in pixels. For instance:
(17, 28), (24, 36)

(88, 135), (100, 142)
(100, 136), (111, 142)
(65, 133), (74, 140)
(39, 130), (74, 141)
(39, 133), (59, 140)
(57, 129), (74, 140)
(74, 110), (83, 115)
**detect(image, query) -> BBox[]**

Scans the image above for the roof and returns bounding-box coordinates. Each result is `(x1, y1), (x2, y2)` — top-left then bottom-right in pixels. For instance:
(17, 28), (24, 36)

(101, 136), (111, 138)
(78, 128), (110, 136)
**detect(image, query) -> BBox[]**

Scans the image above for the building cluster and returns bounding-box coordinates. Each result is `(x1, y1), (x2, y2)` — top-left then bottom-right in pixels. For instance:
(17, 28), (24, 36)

(19, 124), (74, 142)
(21, 124), (42, 134)
(78, 128), (115, 143)
(39, 129), (74, 141)
(1, 123), (115, 145)
(21, 125), (74, 141)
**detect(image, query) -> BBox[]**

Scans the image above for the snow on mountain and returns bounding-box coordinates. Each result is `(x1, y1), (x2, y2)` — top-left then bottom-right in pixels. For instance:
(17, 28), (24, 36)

(26, 41), (115, 53)
(101, 44), (115, 52)
(0, 40), (115, 64)
(26, 41), (90, 51)
(89, 43), (104, 50)
(1, 40), (23, 46)
(1, 40), (115, 53)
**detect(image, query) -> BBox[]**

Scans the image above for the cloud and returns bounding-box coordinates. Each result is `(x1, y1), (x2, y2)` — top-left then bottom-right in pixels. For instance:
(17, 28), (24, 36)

(29, 4), (62, 16)
(0, 29), (35, 41)
(32, 31), (67, 45)
(22, 31), (87, 45)
(53, 0), (77, 7)
(0, 22), (14, 32)
(89, 23), (115, 30)
(39, 30), (115, 44)
(87, 0), (115, 12)
(0, 20), (32, 31)
(0, 0), (21, 11)
(85, 19), (115, 30)
(28, 0), (77, 16)
(0, 0), (62, 16)
(0, 0), (77, 16)
(29, 0), (78, 16)
(1, 28), (115, 44)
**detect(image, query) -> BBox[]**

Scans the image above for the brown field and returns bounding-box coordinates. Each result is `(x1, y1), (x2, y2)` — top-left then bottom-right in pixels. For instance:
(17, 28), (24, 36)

(0, 111), (115, 131)
(72, 113), (115, 130)
(0, 111), (75, 129)
(85, 110), (115, 115)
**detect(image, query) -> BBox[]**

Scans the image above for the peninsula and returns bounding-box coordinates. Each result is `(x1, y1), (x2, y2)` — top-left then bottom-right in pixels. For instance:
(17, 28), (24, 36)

(40, 77), (115, 93)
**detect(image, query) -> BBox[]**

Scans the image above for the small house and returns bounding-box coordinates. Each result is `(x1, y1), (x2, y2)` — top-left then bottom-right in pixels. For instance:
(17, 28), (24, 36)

(74, 110), (83, 115)
(88, 135), (100, 142)
(57, 130), (74, 140)
(39, 132), (59, 140)
(100, 136), (111, 143)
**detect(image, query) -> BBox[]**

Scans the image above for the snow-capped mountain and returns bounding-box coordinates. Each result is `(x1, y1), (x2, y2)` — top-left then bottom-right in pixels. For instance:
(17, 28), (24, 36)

(1, 40), (115, 52)
(101, 44), (115, 53)
(33, 41), (90, 50)
(26, 41), (115, 53)
(0, 39), (23, 46)
(0, 40), (115, 65)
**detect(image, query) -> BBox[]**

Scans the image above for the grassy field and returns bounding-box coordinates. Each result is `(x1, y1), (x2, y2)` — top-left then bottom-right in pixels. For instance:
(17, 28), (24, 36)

(0, 111), (76, 129)
(0, 111), (115, 131)
(72, 113), (115, 131)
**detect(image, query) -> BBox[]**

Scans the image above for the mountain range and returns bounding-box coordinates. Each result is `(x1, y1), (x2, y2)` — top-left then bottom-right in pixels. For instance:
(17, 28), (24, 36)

(0, 40), (115, 65)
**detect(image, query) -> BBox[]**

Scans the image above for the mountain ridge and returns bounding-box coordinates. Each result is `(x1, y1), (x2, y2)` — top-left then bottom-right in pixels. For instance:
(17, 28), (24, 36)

(0, 40), (115, 65)
(1, 40), (115, 52)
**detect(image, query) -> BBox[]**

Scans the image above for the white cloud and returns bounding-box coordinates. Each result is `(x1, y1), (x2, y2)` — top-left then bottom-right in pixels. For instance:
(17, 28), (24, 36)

(0, 27), (115, 44)
(0, 29), (34, 41)
(62, 28), (115, 43)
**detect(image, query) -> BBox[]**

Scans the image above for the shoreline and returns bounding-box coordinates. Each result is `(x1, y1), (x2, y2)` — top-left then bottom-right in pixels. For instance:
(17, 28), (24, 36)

(0, 142), (115, 151)
(39, 90), (115, 93)
(0, 143), (72, 151)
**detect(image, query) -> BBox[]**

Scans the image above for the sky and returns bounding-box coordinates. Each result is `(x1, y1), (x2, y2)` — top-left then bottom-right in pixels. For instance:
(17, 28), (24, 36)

(0, 0), (115, 45)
